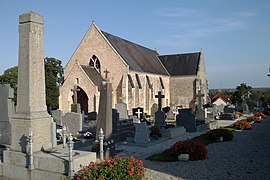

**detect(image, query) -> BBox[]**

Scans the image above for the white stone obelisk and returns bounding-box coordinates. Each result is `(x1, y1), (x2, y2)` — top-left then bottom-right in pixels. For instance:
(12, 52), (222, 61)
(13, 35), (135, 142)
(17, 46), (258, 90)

(11, 11), (53, 152)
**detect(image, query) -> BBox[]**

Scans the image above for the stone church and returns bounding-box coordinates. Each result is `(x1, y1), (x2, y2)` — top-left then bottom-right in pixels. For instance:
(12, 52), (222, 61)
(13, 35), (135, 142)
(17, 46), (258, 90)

(59, 22), (209, 115)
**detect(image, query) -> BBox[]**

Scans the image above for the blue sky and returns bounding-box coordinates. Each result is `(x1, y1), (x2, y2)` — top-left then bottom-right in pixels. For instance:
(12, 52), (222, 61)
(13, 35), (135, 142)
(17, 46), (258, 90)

(0, 0), (269, 89)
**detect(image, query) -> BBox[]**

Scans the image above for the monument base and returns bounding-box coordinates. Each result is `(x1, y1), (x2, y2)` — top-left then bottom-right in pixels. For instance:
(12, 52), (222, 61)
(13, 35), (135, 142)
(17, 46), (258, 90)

(10, 114), (53, 153)
(2, 146), (96, 180)
(162, 126), (186, 138)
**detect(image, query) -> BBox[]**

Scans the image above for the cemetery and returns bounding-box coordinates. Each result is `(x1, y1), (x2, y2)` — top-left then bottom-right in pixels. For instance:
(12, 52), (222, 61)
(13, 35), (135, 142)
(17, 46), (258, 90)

(0, 11), (270, 180)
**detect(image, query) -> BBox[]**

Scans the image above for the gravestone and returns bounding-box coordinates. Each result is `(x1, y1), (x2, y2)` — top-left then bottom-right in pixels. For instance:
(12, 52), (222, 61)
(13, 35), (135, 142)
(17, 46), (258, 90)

(155, 91), (166, 127)
(62, 112), (83, 135)
(71, 85), (81, 113)
(132, 107), (144, 120)
(151, 103), (158, 117)
(96, 80), (113, 141)
(112, 109), (119, 130)
(51, 109), (62, 125)
(130, 115), (140, 124)
(166, 111), (176, 124)
(0, 84), (15, 145)
(216, 104), (225, 114)
(134, 121), (149, 147)
(176, 108), (196, 132)
(195, 90), (205, 122)
(115, 100), (128, 120)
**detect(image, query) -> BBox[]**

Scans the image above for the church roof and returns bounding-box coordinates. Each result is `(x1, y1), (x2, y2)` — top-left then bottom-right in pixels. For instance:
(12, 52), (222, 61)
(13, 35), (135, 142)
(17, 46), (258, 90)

(81, 65), (104, 86)
(101, 31), (169, 75)
(158, 52), (201, 76)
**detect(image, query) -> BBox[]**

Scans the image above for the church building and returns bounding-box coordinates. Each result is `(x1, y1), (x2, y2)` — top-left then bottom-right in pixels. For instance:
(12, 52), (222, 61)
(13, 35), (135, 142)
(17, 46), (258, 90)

(59, 22), (209, 115)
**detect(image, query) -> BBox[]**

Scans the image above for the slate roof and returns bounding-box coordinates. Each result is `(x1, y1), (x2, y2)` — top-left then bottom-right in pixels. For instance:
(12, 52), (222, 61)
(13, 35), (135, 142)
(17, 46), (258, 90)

(101, 31), (169, 75)
(158, 52), (201, 76)
(211, 91), (231, 104)
(81, 65), (104, 86)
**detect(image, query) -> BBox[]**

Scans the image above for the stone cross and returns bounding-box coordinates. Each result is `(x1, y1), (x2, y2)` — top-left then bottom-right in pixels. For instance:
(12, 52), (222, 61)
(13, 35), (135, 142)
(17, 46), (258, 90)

(196, 90), (204, 109)
(104, 69), (110, 80)
(71, 85), (80, 104)
(135, 108), (143, 120)
(155, 91), (164, 111)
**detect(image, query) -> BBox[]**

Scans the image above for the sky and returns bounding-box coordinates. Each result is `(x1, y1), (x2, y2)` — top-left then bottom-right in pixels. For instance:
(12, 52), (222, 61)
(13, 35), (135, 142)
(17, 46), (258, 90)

(0, 0), (270, 89)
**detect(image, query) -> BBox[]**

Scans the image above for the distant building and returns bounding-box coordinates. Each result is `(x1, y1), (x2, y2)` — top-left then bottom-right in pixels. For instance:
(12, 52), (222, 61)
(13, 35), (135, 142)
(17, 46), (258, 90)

(211, 91), (231, 106)
(59, 22), (209, 115)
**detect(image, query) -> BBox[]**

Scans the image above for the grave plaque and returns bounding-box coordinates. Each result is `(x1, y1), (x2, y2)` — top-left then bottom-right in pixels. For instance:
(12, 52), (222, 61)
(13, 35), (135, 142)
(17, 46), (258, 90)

(176, 108), (196, 132)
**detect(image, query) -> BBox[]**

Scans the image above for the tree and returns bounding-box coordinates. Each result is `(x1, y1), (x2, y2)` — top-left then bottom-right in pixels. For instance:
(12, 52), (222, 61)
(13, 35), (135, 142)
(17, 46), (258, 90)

(44, 57), (64, 109)
(231, 83), (252, 104)
(0, 66), (18, 104)
(0, 57), (63, 108)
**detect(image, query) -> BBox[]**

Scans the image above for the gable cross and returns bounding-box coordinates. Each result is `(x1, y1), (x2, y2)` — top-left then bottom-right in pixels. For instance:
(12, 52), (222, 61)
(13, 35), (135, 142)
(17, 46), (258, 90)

(71, 85), (80, 104)
(155, 91), (165, 111)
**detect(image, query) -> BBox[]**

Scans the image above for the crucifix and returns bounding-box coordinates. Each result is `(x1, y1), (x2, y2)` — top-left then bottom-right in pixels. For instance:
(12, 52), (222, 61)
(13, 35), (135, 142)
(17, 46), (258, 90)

(104, 69), (110, 80)
(71, 85), (80, 104)
(135, 108), (143, 120)
(155, 91), (165, 111)
(196, 90), (204, 109)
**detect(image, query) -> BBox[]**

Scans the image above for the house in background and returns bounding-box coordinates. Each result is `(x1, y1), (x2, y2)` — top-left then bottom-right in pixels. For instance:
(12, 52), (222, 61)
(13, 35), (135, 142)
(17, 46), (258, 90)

(211, 91), (231, 106)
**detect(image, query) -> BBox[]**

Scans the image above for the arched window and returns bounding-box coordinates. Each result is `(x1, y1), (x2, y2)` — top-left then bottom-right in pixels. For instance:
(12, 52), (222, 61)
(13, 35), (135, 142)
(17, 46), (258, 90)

(95, 59), (101, 72)
(89, 55), (101, 73)
(89, 59), (94, 67)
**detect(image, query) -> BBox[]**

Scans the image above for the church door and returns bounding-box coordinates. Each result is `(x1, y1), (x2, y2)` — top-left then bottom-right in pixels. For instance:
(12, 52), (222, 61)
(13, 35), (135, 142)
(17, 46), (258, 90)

(77, 87), (89, 113)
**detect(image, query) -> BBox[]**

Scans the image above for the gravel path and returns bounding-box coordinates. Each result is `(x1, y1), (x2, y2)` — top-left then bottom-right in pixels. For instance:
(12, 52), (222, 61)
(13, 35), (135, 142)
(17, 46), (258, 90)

(117, 117), (270, 180)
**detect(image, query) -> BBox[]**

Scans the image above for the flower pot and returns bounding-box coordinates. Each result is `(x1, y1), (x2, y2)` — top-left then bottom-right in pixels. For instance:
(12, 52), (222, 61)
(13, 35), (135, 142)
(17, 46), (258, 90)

(178, 154), (189, 161)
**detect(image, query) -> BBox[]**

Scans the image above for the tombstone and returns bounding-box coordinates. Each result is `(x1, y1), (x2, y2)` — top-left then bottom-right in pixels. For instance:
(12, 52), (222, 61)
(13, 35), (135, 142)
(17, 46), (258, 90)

(115, 101), (128, 120)
(224, 106), (235, 114)
(150, 103), (158, 117)
(195, 90), (205, 121)
(132, 107), (144, 120)
(51, 109), (62, 125)
(112, 109), (119, 130)
(130, 115), (140, 124)
(134, 121), (150, 147)
(96, 80), (113, 141)
(257, 100), (264, 112)
(165, 111), (176, 124)
(0, 84), (15, 145)
(242, 93), (250, 114)
(71, 85), (81, 113)
(154, 91), (166, 127)
(176, 109), (196, 132)
(62, 112), (83, 135)
(10, 12), (53, 152)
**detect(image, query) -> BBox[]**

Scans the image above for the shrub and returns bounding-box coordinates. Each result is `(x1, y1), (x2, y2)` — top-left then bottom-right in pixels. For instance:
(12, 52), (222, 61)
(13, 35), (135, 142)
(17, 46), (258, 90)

(254, 112), (267, 119)
(247, 116), (261, 123)
(233, 120), (251, 130)
(76, 156), (145, 180)
(206, 128), (233, 142)
(166, 140), (207, 161)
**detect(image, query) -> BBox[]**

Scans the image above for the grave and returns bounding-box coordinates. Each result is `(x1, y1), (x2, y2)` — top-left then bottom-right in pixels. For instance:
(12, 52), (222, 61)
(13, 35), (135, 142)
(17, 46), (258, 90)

(133, 122), (150, 147)
(115, 100), (128, 120)
(1, 11), (96, 180)
(154, 91), (166, 127)
(195, 90), (205, 122)
(165, 111), (176, 124)
(62, 112), (83, 135)
(112, 109), (120, 131)
(0, 84), (14, 145)
(176, 108), (197, 132)
(71, 85), (81, 113)
(132, 107), (144, 121)
(51, 109), (62, 125)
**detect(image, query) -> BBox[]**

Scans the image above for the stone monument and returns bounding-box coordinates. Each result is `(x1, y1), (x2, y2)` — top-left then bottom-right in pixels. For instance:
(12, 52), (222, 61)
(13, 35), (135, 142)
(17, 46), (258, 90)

(96, 80), (113, 142)
(11, 11), (53, 152)
(71, 85), (81, 113)
(0, 84), (15, 145)
(154, 91), (166, 127)
(195, 90), (205, 122)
